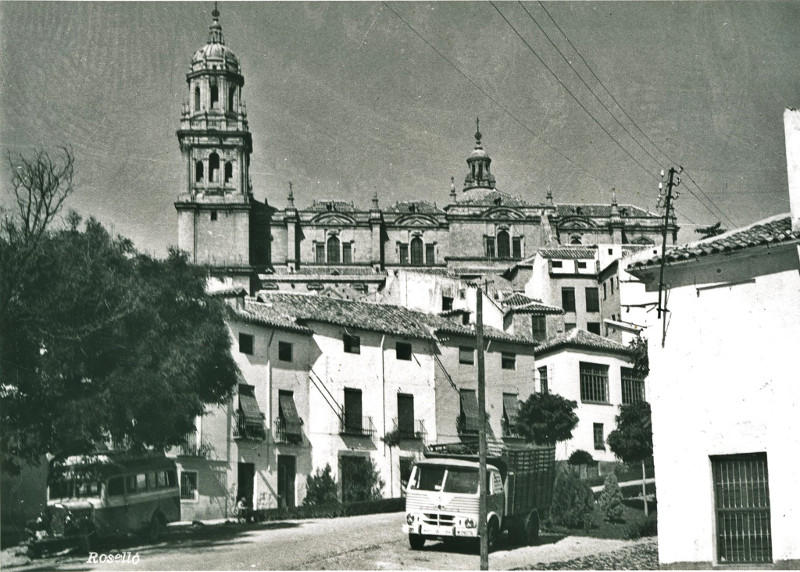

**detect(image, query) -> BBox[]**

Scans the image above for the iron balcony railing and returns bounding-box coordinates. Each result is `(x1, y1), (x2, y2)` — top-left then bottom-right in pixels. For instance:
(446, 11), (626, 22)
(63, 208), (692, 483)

(339, 415), (376, 438)
(273, 418), (303, 444)
(178, 431), (201, 456)
(233, 411), (267, 442)
(392, 418), (427, 442)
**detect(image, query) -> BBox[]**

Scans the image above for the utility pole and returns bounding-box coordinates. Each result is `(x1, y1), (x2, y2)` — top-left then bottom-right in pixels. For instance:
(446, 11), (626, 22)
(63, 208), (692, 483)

(476, 283), (489, 570)
(656, 167), (681, 347)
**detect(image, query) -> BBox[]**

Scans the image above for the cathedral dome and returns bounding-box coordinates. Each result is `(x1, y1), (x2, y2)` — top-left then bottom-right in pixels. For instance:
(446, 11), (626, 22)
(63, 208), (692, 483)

(191, 7), (240, 72)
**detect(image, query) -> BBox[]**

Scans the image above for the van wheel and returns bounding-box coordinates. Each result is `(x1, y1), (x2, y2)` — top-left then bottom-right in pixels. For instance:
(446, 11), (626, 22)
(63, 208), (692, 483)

(146, 513), (165, 544)
(408, 534), (425, 550)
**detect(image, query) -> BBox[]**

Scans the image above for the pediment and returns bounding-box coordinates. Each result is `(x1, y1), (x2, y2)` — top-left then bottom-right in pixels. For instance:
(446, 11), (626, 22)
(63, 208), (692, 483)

(479, 207), (526, 220)
(394, 214), (439, 227)
(558, 216), (598, 229)
(310, 213), (357, 226)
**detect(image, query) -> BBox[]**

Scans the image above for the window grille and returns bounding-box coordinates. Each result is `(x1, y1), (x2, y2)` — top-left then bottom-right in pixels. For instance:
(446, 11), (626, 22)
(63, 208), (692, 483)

(399, 244), (409, 265)
(562, 287), (576, 312)
(712, 453), (772, 564)
(621, 367), (645, 404)
(327, 236), (340, 264)
(410, 237), (424, 265)
(426, 243), (435, 265)
(315, 243), (325, 264)
(593, 423), (604, 450)
(580, 362), (609, 403)
(342, 243), (352, 264)
(180, 471), (198, 501)
(538, 366), (548, 394)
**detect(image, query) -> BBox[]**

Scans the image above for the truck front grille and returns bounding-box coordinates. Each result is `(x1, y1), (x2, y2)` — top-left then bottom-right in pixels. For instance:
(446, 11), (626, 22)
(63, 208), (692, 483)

(422, 513), (455, 526)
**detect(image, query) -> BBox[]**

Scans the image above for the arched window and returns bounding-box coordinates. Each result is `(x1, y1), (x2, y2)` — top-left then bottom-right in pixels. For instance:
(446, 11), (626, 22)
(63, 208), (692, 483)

(410, 237), (424, 265)
(228, 86), (235, 112)
(210, 83), (219, 109)
(194, 86), (201, 111)
(195, 161), (204, 183)
(570, 234), (583, 245)
(209, 153), (220, 183)
(326, 235), (340, 264)
(224, 162), (233, 184)
(497, 230), (510, 258)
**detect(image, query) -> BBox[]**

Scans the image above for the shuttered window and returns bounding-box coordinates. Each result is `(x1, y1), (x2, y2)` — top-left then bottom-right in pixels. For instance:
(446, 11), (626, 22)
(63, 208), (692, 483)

(459, 389), (480, 434)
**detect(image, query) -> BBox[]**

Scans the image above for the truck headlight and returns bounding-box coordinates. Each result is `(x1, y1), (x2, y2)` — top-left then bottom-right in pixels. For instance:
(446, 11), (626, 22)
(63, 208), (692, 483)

(406, 513), (415, 525)
(464, 518), (476, 529)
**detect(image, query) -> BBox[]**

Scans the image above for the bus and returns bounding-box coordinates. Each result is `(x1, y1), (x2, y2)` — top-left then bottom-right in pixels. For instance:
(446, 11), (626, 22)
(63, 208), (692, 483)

(29, 452), (180, 552)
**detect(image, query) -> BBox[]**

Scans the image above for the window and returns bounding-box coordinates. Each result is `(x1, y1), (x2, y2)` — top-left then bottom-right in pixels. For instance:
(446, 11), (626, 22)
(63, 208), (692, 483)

(497, 230), (510, 258)
(621, 367), (645, 404)
(459, 346), (474, 365)
(342, 388), (363, 435)
(485, 236), (495, 259)
(326, 236), (340, 264)
(136, 473), (146, 490)
(107, 477), (124, 497)
(462, 313), (470, 325)
(587, 322), (601, 335)
(712, 453), (772, 564)
(396, 342), (412, 361)
(502, 393), (519, 435)
(586, 287), (600, 312)
(565, 322), (576, 331)
(410, 237), (424, 265)
(209, 153), (220, 183)
(278, 390), (302, 441)
(210, 210), (218, 221)
(239, 333), (254, 355)
(278, 341), (292, 362)
(531, 315), (547, 341)
(603, 283), (607, 300)
(400, 457), (414, 494)
(512, 237), (522, 259)
(147, 472), (156, 491)
(580, 362), (609, 403)
(425, 243), (435, 265)
(459, 389), (479, 434)
(551, 260), (563, 269)
(195, 161), (204, 182)
(442, 296), (453, 311)
(224, 161), (233, 183)
(399, 244), (409, 265)
(342, 243), (352, 264)
(343, 333), (360, 354)
(538, 366), (548, 394)
(315, 243), (325, 264)
(578, 261), (587, 269)
(397, 393), (415, 438)
(501, 352), (516, 370)
(593, 423), (605, 450)
(194, 85), (201, 111)
(570, 235), (582, 245)
(562, 287), (576, 312)
(180, 471), (198, 501)
(228, 86), (235, 111)
(610, 278), (615, 295)
(210, 82), (219, 108)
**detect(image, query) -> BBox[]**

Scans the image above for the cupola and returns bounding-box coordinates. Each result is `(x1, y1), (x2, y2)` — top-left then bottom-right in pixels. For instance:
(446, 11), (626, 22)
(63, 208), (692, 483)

(463, 119), (496, 191)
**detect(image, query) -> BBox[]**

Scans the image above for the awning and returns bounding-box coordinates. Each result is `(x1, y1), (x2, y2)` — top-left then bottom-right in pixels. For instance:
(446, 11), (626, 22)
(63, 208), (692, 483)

(278, 393), (302, 437)
(238, 384), (264, 424)
(503, 393), (520, 425)
(460, 390), (480, 433)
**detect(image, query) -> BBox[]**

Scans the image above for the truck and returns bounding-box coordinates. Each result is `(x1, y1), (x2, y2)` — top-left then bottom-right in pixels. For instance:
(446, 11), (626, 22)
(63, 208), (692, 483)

(402, 440), (556, 551)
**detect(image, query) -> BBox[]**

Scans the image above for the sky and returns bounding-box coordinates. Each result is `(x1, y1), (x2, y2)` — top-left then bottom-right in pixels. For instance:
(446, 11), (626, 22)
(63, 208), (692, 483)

(1, 1), (799, 256)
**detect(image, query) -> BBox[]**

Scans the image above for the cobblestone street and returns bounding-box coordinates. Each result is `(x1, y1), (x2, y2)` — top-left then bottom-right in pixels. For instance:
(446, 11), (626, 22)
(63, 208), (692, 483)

(521, 538), (658, 570)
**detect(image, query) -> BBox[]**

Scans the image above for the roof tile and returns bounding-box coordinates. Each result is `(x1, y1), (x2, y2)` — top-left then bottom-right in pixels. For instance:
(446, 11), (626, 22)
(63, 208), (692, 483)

(534, 328), (631, 357)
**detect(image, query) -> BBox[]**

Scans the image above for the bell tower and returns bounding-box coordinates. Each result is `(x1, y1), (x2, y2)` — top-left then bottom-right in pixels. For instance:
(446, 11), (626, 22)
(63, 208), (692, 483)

(175, 6), (264, 270)
(463, 119), (496, 192)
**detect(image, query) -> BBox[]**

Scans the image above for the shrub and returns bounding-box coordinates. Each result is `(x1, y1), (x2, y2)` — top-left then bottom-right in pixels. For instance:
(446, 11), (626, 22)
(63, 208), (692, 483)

(549, 471), (595, 529)
(598, 473), (624, 522)
(341, 456), (385, 503)
(303, 464), (339, 507)
(568, 450), (594, 466)
(625, 514), (658, 539)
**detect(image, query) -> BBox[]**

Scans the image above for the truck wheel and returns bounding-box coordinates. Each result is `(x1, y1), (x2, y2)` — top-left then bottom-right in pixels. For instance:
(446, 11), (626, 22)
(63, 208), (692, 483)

(146, 513), (165, 544)
(408, 534), (425, 550)
(487, 519), (500, 553)
(525, 512), (540, 545)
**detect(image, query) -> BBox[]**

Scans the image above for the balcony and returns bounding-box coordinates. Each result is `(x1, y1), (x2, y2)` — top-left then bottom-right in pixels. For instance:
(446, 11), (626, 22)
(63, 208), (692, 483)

(392, 418), (427, 442)
(273, 418), (303, 444)
(233, 411), (267, 442)
(339, 415), (376, 438)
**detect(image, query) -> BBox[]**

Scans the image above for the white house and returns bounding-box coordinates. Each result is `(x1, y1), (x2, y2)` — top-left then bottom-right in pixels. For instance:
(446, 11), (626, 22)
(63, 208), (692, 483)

(625, 109), (800, 568)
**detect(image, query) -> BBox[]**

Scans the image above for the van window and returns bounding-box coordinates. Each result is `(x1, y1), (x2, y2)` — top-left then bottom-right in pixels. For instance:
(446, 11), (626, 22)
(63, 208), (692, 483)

(126, 474), (137, 492)
(167, 469), (178, 488)
(147, 472), (156, 491)
(136, 473), (147, 491)
(156, 471), (166, 488)
(108, 477), (125, 497)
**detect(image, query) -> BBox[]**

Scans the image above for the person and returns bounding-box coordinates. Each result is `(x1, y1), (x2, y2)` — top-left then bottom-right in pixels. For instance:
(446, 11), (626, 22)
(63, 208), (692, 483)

(235, 497), (249, 523)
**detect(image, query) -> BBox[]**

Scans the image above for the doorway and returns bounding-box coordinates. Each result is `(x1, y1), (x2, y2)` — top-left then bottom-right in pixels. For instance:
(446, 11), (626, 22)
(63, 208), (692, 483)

(237, 462), (255, 509)
(277, 456), (296, 508)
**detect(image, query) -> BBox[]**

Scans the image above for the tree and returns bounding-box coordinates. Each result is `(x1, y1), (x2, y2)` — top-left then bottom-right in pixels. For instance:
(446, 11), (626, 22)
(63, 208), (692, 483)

(1, 147), (239, 474)
(549, 471), (595, 529)
(303, 464), (339, 507)
(516, 392), (579, 446)
(598, 473), (624, 522)
(606, 401), (653, 515)
(695, 221), (726, 239)
(340, 456), (384, 503)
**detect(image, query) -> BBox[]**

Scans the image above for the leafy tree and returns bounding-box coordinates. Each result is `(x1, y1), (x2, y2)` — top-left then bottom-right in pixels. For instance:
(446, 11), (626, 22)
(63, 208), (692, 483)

(598, 473), (624, 522)
(1, 147), (239, 474)
(549, 471), (595, 529)
(627, 336), (650, 377)
(516, 392), (579, 445)
(567, 450), (594, 466)
(695, 221), (726, 239)
(607, 401), (653, 515)
(340, 457), (384, 503)
(303, 464), (339, 507)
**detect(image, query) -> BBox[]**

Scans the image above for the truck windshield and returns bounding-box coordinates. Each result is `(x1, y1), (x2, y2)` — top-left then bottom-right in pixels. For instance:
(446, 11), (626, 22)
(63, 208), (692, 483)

(49, 478), (102, 499)
(409, 465), (479, 494)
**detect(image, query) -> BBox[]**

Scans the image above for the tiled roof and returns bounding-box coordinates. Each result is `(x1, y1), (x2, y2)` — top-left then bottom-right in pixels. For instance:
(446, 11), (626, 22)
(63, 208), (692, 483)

(537, 247), (597, 260)
(555, 204), (658, 218)
(500, 293), (562, 314)
(627, 214), (798, 270)
(501, 293), (537, 307)
(455, 189), (531, 207)
(386, 201), (444, 214)
(208, 286), (247, 298)
(534, 328), (631, 358)
(246, 292), (537, 345)
(267, 266), (385, 277)
(229, 302), (313, 335)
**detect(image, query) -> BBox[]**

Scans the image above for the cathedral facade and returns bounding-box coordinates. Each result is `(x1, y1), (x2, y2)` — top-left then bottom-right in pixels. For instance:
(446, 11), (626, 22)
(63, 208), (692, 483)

(175, 10), (677, 294)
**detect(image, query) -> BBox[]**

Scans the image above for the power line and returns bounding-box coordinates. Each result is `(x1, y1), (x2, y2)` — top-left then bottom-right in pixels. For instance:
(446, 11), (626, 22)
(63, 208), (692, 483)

(535, 1), (738, 228)
(489, 1), (660, 183)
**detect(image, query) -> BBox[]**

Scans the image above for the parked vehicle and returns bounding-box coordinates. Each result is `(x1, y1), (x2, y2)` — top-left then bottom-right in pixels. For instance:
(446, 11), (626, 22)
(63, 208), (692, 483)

(402, 440), (556, 550)
(28, 452), (180, 554)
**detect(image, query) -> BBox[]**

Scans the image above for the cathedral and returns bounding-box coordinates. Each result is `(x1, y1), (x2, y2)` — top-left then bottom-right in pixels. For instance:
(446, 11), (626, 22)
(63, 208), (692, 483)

(175, 8), (677, 295)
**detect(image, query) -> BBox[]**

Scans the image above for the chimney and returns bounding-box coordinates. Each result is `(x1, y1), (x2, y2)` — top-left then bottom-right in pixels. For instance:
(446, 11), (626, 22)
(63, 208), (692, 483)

(784, 108), (800, 232)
